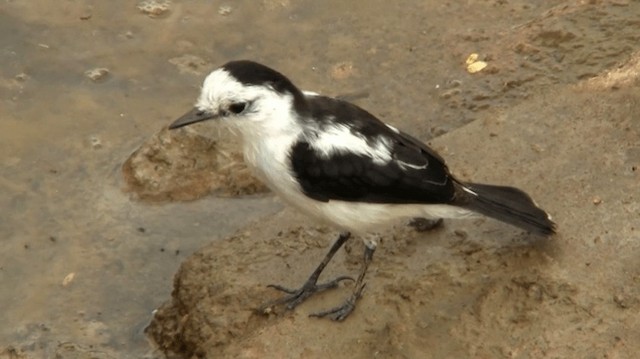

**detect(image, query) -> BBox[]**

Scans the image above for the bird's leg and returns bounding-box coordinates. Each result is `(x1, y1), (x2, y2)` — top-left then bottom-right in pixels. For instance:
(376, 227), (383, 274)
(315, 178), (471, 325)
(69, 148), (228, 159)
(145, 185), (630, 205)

(259, 231), (354, 313)
(309, 237), (377, 321)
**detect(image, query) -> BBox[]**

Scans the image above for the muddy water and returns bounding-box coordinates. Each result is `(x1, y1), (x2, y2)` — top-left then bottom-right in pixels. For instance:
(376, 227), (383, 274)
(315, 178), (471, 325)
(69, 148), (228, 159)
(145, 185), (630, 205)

(2, 0), (639, 358)
(0, 68), (280, 356)
(0, 3), (288, 358)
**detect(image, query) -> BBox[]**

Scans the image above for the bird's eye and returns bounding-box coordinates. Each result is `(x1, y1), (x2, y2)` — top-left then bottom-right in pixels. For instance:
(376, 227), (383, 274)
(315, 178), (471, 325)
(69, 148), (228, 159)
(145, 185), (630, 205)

(228, 102), (247, 114)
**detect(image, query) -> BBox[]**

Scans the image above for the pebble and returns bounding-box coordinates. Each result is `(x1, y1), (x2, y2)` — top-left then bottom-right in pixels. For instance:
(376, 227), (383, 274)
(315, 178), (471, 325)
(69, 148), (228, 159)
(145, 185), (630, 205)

(218, 5), (233, 16)
(79, 11), (92, 20)
(85, 68), (109, 82)
(613, 292), (631, 309)
(62, 272), (76, 287)
(465, 53), (488, 73)
(467, 61), (488, 74)
(90, 135), (103, 149)
(15, 73), (29, 81)
(137, 0), (171, 18)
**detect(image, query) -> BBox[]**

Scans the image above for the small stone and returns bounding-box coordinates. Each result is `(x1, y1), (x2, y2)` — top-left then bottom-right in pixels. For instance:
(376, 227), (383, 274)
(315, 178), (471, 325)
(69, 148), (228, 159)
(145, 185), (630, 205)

(466, 53), (479, 65)
(465, 53), (488, 73)
(85, 68), (110, 82)
(592, 196), (602, 205)
(62, 272), (76, 287)
(613, 293), (630, 309)
(90, 135), (102, 149)
(15, 73), (29, 81)
(218, 5), (232, 16)
(467, 61), (488, 74)
(137, 0), (171, 18)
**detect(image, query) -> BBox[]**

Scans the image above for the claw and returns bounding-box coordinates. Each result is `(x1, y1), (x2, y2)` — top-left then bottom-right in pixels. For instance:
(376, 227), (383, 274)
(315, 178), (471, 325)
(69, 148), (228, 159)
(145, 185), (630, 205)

(257, 231), (375, 321)
(260, 275), (355, 312)
(309, 282), (366, 321)
(266, 276), (354, 294)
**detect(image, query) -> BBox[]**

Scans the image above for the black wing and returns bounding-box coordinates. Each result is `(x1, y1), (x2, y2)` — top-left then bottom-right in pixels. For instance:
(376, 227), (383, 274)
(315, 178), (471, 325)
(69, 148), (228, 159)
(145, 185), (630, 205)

(290, 96), (459, 204)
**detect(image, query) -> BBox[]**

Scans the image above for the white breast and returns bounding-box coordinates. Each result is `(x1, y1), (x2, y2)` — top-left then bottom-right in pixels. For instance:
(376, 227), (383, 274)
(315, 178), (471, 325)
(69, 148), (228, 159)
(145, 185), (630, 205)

(240, 124), (312, 210)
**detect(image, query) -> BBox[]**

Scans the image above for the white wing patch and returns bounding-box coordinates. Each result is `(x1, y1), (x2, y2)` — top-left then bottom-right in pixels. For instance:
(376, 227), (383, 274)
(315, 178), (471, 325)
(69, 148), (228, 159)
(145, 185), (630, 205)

(397, 160), (428, 170)
(385, 123), (400, 134)
(462, 186), (478, 196)
(310, 123), (392, 165)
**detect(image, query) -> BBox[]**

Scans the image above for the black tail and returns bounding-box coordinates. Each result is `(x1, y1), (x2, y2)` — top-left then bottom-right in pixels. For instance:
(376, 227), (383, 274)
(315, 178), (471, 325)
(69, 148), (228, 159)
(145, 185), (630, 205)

(461, 182), (556, 236)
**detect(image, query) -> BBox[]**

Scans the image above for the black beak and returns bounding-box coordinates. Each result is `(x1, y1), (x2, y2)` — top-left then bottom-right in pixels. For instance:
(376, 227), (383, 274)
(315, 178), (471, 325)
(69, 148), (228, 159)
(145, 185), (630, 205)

(169, 108), (217, 129)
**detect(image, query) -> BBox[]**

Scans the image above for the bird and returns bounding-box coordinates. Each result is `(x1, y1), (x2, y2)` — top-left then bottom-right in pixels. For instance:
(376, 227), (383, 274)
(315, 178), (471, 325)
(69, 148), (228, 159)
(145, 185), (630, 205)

(168, 60), (556, 321)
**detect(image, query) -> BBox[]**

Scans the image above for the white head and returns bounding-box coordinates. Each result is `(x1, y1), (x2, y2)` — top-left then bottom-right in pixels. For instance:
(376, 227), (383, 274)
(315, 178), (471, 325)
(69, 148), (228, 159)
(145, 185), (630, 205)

(169, 60), (308, 138)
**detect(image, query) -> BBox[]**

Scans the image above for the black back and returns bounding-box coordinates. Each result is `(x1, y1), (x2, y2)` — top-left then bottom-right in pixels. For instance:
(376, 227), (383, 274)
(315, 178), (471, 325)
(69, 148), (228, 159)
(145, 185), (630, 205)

(290, 96), (458, 204)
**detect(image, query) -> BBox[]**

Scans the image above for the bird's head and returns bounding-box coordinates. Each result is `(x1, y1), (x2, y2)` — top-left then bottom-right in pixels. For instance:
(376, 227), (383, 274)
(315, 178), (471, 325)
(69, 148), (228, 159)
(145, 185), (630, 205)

(169, 60), (307, 136)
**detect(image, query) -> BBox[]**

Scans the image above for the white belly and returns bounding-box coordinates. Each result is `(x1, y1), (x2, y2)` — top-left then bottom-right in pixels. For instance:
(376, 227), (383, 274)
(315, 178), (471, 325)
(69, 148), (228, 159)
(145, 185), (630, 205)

(287, 197), (474, 234)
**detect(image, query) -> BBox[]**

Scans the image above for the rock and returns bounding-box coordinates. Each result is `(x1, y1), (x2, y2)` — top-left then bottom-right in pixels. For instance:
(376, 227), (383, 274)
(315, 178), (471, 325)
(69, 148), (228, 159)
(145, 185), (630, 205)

(137, 0), (171, 18)
(122, 126), (268, 202)
(84, 68), (109, 82)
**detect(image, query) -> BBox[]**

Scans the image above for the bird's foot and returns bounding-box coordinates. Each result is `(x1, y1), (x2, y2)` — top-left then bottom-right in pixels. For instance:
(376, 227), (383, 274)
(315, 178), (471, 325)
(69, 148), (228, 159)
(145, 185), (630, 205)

(309, 282), (366, 321)
(257, 231), (373, 322)
(311, 242), (375, 321)
(259, 275), (353, 313)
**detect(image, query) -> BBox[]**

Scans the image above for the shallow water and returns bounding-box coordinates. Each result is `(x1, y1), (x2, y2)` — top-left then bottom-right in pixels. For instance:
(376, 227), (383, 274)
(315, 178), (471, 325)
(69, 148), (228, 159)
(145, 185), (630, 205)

(0, 99), (280, 355)
(2, 0), (638, 357)
(0, 3), (287, 357)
